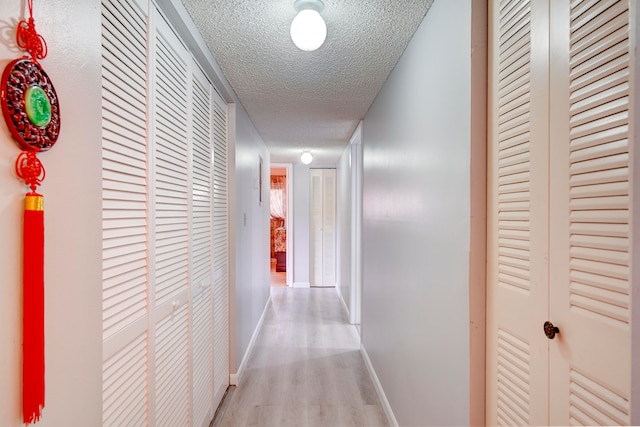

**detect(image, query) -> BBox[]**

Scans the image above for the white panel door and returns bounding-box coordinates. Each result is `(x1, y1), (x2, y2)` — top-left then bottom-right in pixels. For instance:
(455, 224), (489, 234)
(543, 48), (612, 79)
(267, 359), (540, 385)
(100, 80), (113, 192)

(487, 0), (635, 424)
(310, 169), (336, 287)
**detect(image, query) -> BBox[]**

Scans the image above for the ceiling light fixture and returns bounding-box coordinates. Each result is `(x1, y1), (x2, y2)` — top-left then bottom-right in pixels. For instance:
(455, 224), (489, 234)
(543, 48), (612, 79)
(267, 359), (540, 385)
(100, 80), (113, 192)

(301, 151), (313, 165)
(290, 0), (327, 51)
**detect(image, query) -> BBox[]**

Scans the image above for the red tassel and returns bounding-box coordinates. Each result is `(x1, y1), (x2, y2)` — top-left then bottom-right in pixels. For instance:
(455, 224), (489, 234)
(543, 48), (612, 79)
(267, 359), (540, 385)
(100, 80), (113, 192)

(23, 194), (45, 424)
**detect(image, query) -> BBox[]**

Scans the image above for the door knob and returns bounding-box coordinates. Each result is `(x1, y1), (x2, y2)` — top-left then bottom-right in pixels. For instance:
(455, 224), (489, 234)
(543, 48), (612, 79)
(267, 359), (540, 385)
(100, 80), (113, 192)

(544, 321), (559, 339)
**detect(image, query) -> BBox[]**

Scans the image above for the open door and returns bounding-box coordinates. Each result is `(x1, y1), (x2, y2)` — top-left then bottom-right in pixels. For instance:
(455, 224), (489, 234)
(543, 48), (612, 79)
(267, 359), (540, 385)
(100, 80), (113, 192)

(270, 164), (293, 287)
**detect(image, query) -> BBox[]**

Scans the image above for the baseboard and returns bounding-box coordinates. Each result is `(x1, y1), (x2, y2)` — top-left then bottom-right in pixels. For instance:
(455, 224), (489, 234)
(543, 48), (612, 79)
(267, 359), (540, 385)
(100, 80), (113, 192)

(293, 282), (310, 288)
(336, 286), (350, 319)
(360, 344), (399, 427)
(230, 295), (272, 386)
(229, 372), (239, 386)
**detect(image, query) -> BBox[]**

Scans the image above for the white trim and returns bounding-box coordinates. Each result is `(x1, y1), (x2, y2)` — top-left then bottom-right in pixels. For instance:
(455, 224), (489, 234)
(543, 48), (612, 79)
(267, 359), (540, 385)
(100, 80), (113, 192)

(336, 285), (350, 318)
(349, 122), (363, 326)
(293, 282), (311, 288)
(153, 0), (235, 102)
(230, 295), (272, 386)
(228, 373), (239, 386)
(360, 344), (398, 427)
(271, 163), (294, 287)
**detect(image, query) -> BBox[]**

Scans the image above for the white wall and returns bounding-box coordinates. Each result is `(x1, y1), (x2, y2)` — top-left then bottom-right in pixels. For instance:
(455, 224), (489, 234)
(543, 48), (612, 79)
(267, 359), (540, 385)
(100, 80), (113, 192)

(361, 0), (479, 425)
(336, 145), (352, 311)
(233, 106), (271, 368)
(0, 1), (103, 425)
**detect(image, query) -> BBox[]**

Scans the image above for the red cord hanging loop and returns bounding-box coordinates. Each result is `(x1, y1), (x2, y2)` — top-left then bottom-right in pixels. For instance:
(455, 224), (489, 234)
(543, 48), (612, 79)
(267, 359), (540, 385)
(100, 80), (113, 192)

(15, 151), (45, 195)
(15, 0), (47, 61)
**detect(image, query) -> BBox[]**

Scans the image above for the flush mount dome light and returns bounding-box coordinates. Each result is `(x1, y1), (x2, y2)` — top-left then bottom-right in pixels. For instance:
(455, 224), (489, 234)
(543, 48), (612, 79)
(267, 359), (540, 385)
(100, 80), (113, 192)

(301, 151), (313, 164)
(290, 0), (327, 51)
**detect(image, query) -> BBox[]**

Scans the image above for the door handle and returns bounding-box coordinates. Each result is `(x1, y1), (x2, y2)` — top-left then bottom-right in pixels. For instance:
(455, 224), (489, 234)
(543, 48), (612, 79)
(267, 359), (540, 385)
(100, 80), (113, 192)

(544, 321), (559, 339)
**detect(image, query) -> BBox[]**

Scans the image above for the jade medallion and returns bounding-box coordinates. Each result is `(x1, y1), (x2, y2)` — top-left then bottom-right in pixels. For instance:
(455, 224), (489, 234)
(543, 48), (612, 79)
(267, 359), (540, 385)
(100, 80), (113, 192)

(25, 86), (51, 127)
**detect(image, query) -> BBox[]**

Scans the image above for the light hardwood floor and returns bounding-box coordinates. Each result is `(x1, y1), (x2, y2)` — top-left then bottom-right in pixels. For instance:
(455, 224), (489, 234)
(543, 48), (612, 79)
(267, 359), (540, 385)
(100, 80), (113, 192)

(214, 287), (388, 427)
(270, 260), (286, 287)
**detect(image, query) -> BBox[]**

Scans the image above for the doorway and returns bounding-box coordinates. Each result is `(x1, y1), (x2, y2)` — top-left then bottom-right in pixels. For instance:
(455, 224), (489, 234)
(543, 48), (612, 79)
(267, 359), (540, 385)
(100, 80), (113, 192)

(310, 168), (337, 287)
(350, 123), (363, 327)
(270, 164), (293, 287)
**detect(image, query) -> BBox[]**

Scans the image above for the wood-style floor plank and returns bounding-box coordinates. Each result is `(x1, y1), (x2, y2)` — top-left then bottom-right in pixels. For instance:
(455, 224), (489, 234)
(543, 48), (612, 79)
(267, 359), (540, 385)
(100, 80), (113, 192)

(215, 287), (388, 427)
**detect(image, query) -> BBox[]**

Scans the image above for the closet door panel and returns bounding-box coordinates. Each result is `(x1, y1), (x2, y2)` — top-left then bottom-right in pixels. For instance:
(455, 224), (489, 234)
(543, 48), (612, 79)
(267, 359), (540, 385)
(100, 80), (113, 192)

(155, 301), (190, 426)
(309, 169), (336, 287)
(190, 65), (214, 427)
(310, 169), (323, 286)
(486, 0), (550, 424)
(322, 169), (337, 286)
(152, 10), (192, 426)
(153, 15), (190, 308)
(212, 90), (230, 407)
(101, 0), (149, 425)
(549, 1), (632, 424)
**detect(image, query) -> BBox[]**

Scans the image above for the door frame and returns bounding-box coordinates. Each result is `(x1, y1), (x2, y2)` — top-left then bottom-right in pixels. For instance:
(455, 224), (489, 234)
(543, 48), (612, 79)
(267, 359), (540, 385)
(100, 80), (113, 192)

(470, 0), (488, 424)
(309, 168), (337, 287)
(349, 123), (363, 326)
(271, 163), (294, 287)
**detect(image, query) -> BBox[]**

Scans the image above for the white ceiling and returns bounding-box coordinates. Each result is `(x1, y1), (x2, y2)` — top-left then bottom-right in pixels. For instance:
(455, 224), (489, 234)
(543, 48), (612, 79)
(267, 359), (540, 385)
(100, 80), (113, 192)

(180, 0), (434, 165)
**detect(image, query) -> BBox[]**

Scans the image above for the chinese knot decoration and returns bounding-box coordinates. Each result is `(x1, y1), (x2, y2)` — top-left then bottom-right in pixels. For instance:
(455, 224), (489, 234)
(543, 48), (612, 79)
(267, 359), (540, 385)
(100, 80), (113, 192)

(0, 0), (60, 424)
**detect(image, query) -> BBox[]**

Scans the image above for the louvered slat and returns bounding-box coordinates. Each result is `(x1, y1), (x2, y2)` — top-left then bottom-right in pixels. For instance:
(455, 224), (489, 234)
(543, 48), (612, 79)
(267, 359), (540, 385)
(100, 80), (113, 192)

(496, 329), (531, 425)
(568, 0), (630, 326)
(569, 369), (629, 425)
(191, 73), (213, 287)
(154, 28), (190, 306)
(103, 333), (148, 427)
(101, 0), (148, 424)
(497, 0), (532, 296)
(101, 0), (148, 340)
(155, 303), (190, 426)
(192, 290), (213, 426)
(212, 92), (229, 405)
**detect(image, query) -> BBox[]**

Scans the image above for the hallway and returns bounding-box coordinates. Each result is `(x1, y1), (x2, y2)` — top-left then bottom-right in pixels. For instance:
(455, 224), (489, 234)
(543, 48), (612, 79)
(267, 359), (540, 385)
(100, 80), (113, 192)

(214, 288), (388, 426)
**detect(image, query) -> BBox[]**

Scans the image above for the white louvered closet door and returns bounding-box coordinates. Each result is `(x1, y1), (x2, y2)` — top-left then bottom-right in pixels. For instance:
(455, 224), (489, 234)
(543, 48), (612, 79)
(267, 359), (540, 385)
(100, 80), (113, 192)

(212, 89), (230, 407)
(102, 1), (231, 426)
(487, 0), (636, 425)
(310, 169), (336, 287)
(190, 64), (215, 427)
(101, 0), (150, 425)
(548, 1), (633, 424)
(486, 0), (550, 423)
(151, 9), (192, 426)
(310, 169), (323, 286)
(322, 170), (337, 285)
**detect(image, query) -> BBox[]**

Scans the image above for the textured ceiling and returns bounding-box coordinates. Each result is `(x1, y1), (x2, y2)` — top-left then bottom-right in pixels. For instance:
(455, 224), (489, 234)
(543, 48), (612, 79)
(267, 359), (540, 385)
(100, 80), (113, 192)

(180, 0), (434, 164)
